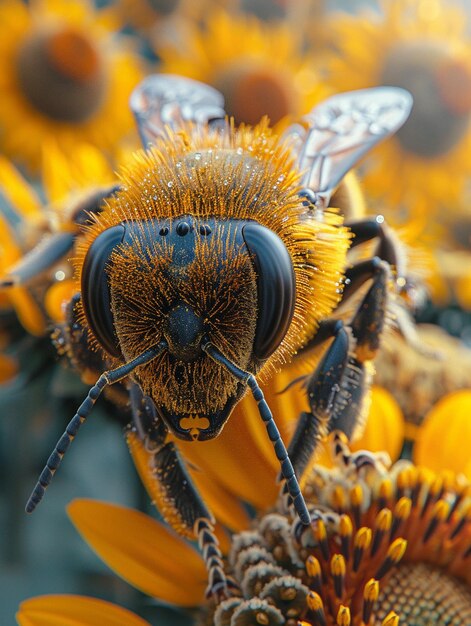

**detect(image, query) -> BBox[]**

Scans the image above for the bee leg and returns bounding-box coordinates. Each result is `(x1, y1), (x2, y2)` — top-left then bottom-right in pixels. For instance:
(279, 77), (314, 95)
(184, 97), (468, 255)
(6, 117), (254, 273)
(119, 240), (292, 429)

(287, 320), (350, 480)
(288, 257), (390, 480)
(0, 232), (75, 287)
(129, 384), (236, 600)
(345, 216), (426, 312)
(342, 257), (390, 360)
(346, 217), (405, 276)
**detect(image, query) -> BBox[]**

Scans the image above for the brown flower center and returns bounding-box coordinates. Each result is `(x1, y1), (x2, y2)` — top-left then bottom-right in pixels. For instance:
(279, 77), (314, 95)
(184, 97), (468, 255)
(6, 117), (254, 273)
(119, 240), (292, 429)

(16, 25), (107, 123)
(214, 61), (296, 126)
(380, 41), (471, 158)
(378, 563), (471, 624)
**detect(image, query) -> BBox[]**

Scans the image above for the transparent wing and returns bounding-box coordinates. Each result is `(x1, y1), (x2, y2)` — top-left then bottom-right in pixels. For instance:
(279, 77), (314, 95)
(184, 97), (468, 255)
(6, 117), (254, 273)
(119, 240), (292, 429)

(283, 87), (413, 208)
(130, 74), (226, 148)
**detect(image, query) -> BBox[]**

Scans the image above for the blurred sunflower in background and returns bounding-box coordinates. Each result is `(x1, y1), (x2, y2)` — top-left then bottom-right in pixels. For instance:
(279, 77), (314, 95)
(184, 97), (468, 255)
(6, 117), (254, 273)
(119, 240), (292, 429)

(155, 10), (328, 127)
(325, 0), (471, 318)
(326, 0), (471, 229)
(0, 0), (143, 172)
(0, 141), (118, 346)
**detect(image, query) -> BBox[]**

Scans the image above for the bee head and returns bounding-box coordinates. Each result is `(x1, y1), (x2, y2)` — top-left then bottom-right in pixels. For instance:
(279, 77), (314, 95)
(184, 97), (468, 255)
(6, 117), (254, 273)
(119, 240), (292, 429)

(80, 214), (295, 441)
(76, 121), (351, 441)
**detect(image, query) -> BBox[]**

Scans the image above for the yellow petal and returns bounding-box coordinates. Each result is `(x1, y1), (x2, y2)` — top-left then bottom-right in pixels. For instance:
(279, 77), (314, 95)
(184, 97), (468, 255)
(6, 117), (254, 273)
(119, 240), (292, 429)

(8, 287), (47, 337)
(67, 499), (206, 607)
(72, 143), (115, 187)
(189, 466), (251, 532)
(42, 141), (78, 204)
(0, 155), (42, 220)
(176, 412), (279, 510)
(352, 385), (405, 461)
(44, 279), (78, 323)
(0, 353), (18, 382)
(414, 390), (471, 478)
(16, 594), (150, 626)
(127, 431), (251, 533)
(454, 271), (471, 310)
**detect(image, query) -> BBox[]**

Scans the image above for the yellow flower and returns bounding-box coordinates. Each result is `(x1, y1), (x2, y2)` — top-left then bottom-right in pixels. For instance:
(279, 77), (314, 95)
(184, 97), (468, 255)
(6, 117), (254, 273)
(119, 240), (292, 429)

(325, 0), (471, 230)
(0, 0), (143, 172)
(215, 434), (471, 625)
(415, 389), (471, 480)
(155, 10), (328, 126)
(17, 498), (210, 626)
(0, 155), (49, 338)
(0, 142), (117, 335)
(372, 323), (471, 476)
(17, 435), (471, 624)
(430, 247), (471, 308)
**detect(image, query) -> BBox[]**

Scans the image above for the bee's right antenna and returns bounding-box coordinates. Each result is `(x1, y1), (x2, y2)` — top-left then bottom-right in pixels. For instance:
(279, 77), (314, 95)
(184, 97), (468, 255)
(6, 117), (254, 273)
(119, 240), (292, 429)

(25, 341), (168, 514)
(201, 340), (311, 526)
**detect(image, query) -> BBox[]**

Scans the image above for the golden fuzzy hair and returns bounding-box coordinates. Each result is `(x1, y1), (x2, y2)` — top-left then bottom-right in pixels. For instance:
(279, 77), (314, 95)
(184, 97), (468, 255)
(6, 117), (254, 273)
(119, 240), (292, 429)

(75, 119), (351, 377)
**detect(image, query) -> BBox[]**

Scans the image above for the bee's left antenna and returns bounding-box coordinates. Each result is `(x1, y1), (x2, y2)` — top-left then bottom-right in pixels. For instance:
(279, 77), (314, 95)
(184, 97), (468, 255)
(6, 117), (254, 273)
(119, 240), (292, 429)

(202, 340), (311, 526)
(25, 341), (167, 513)
(130, 74), (227, 149)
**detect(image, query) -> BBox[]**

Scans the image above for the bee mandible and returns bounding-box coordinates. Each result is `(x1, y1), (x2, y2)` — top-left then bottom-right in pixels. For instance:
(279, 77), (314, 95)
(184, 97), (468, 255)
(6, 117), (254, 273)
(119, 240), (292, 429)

(14, 75), (412, 596)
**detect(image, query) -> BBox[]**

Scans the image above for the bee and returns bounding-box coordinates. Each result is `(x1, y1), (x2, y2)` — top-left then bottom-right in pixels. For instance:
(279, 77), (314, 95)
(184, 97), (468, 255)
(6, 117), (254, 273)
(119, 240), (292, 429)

(10, 75), (412, 596)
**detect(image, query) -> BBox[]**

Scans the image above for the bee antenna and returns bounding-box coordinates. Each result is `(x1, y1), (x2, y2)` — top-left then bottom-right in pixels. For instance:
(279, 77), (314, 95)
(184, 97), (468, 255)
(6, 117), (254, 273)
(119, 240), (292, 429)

(201, 340), (310, 525)
(25, 341), (167, 514)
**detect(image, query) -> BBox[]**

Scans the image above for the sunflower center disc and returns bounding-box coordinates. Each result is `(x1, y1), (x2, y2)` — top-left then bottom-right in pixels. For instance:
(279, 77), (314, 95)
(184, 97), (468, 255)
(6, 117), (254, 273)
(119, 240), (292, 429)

(16, 25), (107, 123)
(214, 61), (296, 125)
(380, 41), (471, 158)
(378, 563), (471, 624)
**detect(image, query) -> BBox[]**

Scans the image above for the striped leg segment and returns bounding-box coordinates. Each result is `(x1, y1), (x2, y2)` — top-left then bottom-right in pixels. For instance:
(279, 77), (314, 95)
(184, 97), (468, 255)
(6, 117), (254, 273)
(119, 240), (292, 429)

(202, 341), (310, 526)
(129, 384), (212, 536)
(129, 384), (236, 599)
(25, 341), (167, 513)
(196, 518), (239, 599)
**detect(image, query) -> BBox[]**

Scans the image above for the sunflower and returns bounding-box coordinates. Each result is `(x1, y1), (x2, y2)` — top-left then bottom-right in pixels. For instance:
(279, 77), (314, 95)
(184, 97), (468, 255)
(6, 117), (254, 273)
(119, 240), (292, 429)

(17, 433), (471, 625)
(155, 10), (328, 127)
(0, 0), (143, 172)
(325, 0), (471, 231)
(215, 434), (471, 625)
(0, 141), (119, 334)
(371, 323), (471, 478)
(16, 499), (209, 626)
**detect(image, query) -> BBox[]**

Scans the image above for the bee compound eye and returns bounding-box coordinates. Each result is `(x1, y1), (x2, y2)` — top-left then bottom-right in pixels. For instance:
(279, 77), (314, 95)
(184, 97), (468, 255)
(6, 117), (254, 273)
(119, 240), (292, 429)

(81, 224), (125, 358)
(242, 222), (296, 361)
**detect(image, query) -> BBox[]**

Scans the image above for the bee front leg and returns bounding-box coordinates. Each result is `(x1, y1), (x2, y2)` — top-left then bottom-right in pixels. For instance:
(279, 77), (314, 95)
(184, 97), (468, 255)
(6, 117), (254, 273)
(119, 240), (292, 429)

(128, 384), (236, 600)
(288, 257), (390, 480)
(346, 217), (405, 277)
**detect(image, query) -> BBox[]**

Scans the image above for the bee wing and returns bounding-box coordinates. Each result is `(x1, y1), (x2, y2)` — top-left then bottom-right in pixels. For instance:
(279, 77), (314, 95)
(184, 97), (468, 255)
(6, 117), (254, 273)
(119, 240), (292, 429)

(283, 87), (413, 208)
(130, 74), (226, 148)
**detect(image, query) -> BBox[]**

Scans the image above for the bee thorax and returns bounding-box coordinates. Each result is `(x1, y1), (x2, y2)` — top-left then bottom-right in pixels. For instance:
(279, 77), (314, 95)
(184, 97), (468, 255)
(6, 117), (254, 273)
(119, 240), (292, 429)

(163, 303), (205, 362)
